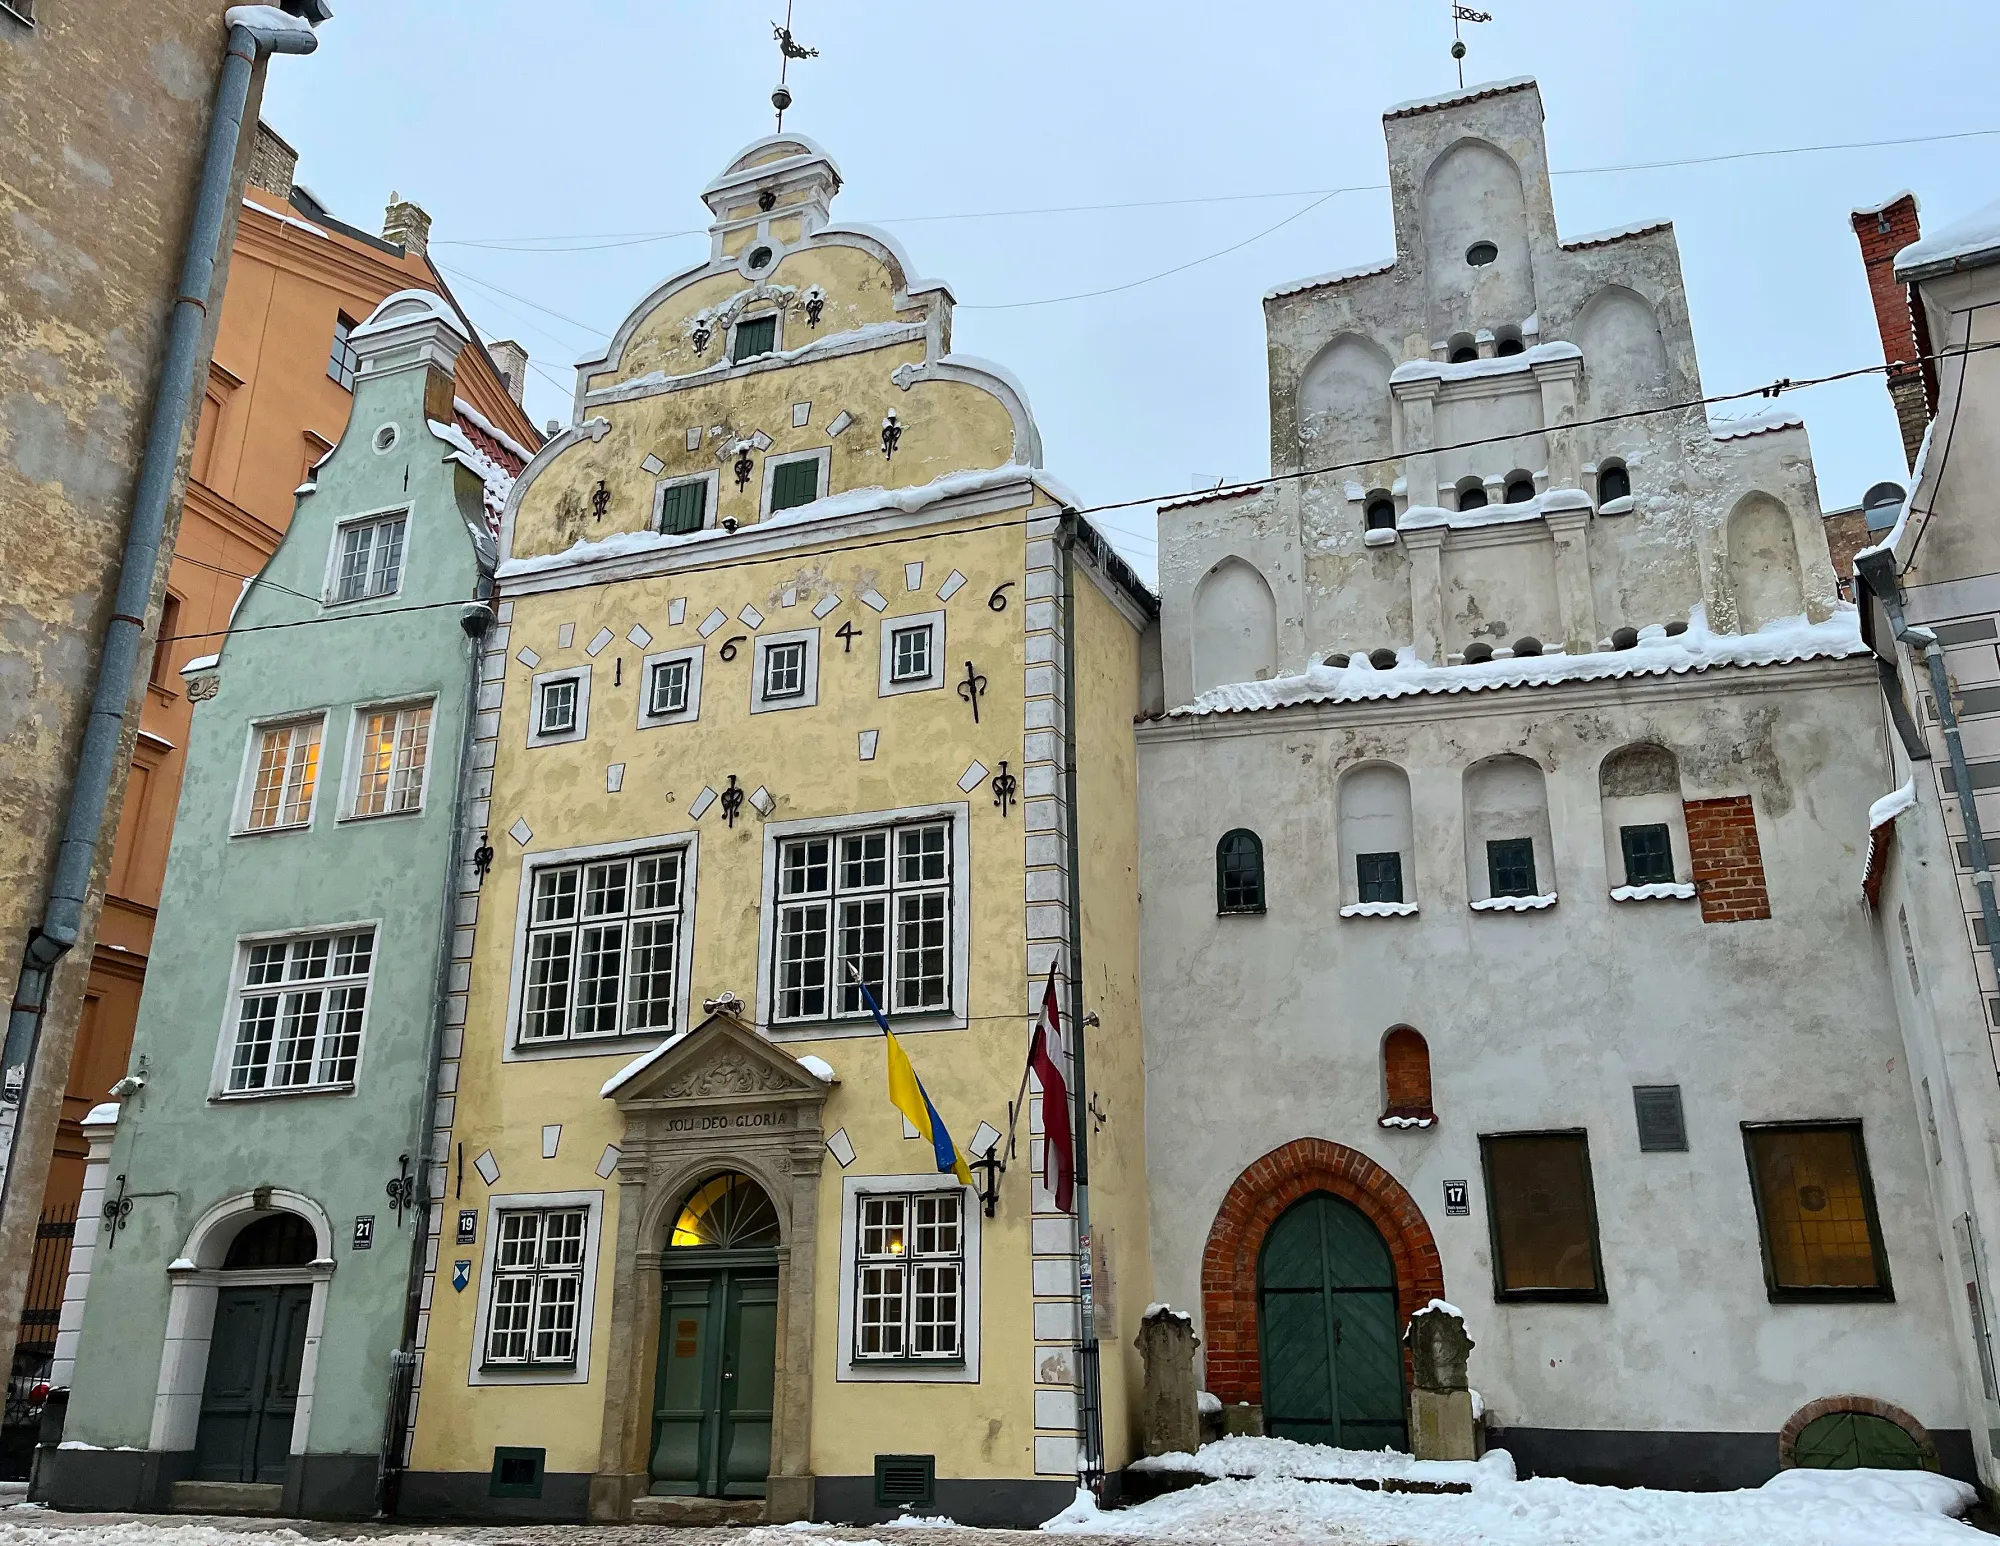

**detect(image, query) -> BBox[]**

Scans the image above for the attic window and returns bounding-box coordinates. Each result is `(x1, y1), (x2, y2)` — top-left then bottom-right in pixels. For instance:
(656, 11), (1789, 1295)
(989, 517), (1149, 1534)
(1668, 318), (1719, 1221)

(1466, 241), (1499, 267)
(747, 245), (775, 271)
(732, 314), (778, 362)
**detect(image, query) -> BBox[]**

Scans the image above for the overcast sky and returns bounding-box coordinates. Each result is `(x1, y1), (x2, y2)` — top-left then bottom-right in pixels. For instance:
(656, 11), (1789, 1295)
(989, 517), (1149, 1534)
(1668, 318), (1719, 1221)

(264, 1), (1996, 584)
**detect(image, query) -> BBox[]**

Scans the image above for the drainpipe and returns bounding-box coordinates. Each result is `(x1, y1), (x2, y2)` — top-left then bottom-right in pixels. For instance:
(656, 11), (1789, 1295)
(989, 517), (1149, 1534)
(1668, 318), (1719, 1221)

(0, 10), (322, 1208)
(379, 595), (493, 1517)
(1057, 513), (1106, 1496)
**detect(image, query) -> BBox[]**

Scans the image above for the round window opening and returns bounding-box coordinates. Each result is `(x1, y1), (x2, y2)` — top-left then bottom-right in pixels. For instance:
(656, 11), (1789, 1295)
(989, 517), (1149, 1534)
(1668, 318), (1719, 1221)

(1465, 241), (1499, 267)
(372, 423), (400, 454)
(747, 245), (775, 272)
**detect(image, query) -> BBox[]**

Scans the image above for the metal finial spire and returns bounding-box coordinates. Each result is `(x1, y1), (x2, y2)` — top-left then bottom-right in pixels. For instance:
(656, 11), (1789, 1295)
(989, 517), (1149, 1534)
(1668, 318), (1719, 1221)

(1451, 4), (1492, 88)
(771, 0), (818, 131)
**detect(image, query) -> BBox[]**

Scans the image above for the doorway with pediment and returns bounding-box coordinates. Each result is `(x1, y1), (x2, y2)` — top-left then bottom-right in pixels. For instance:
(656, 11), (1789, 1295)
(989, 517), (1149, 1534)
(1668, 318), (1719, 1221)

(589, 1010), (831, 1526)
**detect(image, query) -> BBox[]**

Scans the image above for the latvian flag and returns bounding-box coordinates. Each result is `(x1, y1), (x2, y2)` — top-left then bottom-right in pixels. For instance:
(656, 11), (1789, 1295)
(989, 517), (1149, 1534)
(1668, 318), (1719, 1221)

(1031, 969), (1076, 1213)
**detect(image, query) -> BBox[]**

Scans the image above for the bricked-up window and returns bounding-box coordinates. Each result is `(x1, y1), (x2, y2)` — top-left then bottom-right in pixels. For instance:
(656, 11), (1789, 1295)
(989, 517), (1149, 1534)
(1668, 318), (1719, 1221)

(854, 1190), (964, 1362)
(1685, 795), (1773, 922)
(225, 928), (374, 1093)
(1216, 829), (1266, 914)
(520, 849), (685, 1045)
(1743, 1123), (1892, 1301)
(328, 313), (360, 390)
(1381, 1026), (1433, 1124)
(485, 1207), (588, 1366)
(1480, 1131), (1606, 1301)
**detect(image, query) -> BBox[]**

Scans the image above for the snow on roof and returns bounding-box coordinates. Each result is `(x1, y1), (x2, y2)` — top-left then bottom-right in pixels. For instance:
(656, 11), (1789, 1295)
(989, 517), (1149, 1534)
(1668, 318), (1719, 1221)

(1869, 778), (1919, 832)
(1862, 778), (1917, 904)
(353, 288), (466, 342)
(1399, 487), (1591, 534)
(179, 653), (220, 676)
(1708, 407), (1805, 441)
(1169, 604), (1865, 720)
(430, 415), (523, 533)
(1853, 189), (1919, 219)
(1561, 218), (1672, 251)
(599, 1031), (690, 1098)
(797, 1055), (836, 1083)
(1159, 482), (1263, 514)
(1384, 75), (1537, 120)
(83, 1102), (121, 1127)
(1896, 194), (2000, 278)
(1853, 420), (1934, 569)
(225, 5), (317, 43)
(592, 319), (920, 389)
(453, 398), (536, 467)
(1265, 258), (1397, 301)
(242, 195), (329, 242)
(1389, 340), (1580, 386)
(702, 132), (844, 198)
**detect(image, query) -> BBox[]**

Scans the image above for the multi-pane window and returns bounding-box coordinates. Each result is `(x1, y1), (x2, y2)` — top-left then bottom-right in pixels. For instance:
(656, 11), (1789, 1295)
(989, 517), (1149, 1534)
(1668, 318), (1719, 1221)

(658, 479), (707, 535)
(485, 1208), (588, 1365)
(351, 704), (431, 817)
(538, 677), (579, 737)
(764, 640), (807, 700)
(226, 929), (373, 1093)
(521, 850), (684, 1045)
(855, 1191), (964, 1361)
(244, 718), (323, 831)
(775, 821), (950, 1023)
(1744, 1124), (1891, 1300)
(769, 456), (820, 512)
(328, 313), (360, 390)
(650, 658), (691, 718)
(1487, 837), (1537, 897)
(1356, 851), (1404, 904)
(1619, 824), (1674, 887)
(1481, 1131), (1605, 1300)
(330, 513), (406, 603)
(1216, 829), (1265, 914)
(890, 625), (933, 683)
(731, 314), (777, 363)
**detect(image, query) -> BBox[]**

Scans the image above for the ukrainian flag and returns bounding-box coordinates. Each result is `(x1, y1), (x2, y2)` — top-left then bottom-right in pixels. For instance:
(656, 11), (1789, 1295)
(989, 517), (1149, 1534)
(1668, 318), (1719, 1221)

(853, 975), (972, 1186)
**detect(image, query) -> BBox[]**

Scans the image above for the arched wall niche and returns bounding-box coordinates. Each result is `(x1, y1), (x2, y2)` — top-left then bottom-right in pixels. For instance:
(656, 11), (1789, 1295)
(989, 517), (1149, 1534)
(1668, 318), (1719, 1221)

(1338, 762), (1416, 909)
(1422, 139), (1537, 342)
(1575, 285), (1670, 415)
(1725, 492), (1805, 633)
(1192, 557), (1278, 693)
(1298, 334), (1395, 464)
(1598, 743), (1691, 891)
(1462, 753), (1554, 903)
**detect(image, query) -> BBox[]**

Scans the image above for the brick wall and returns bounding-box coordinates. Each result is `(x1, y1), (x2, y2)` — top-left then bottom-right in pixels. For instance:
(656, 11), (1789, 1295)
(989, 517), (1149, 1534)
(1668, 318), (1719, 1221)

(1685, 795), (1772, 922)
(1849, 195), (1933, 469)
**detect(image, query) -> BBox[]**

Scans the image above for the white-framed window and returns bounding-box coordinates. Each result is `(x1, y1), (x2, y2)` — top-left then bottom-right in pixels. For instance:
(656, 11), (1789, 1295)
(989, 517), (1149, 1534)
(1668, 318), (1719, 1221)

(220, 926), (375, 1095)
(761, 447), (829, 517)
(638, 646), (703, 729)
(837, 1172), (980, 1383)
(878, 609), (947, 697)
(237, 715), (325, 833)
(469, 1189), (605, 1386)
(654, 471), (717, 536)
(769, 815), (954, 1027)
(750, 629), (820, 714)
(729, 310), (782, 364)
(518, 845), (688, 1047)
(528, 665), (591, 747)
(344, 701), (433, 819)
(327, 512), (407, 604)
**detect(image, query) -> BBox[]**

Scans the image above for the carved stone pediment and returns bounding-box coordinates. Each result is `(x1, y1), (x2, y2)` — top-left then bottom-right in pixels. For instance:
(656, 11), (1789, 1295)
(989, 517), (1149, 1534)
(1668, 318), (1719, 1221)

(606, 1009), (830, 1110)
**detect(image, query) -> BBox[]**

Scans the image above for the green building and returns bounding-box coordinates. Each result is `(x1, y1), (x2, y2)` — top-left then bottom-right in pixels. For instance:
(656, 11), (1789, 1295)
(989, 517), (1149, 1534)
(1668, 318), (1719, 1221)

(42, 291), (524, 1517)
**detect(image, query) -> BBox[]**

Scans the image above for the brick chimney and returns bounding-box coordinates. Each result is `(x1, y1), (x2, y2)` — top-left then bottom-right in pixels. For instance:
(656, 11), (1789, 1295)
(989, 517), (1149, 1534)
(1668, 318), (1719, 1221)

(248, 121), (299, 199)
(382, 191), (432, 259)
(1850, 192), (1935, 469)
(488, 340), (529, 405)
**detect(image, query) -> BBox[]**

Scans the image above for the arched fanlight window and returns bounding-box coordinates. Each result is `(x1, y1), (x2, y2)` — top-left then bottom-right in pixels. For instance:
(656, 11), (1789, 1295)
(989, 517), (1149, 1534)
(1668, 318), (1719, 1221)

(1380, 1026), (1435, 1126)
(223, 1211), (318, 1269)
(1364, 496), (1397, 532)
(669, 1172), (781, 1249)
(1457, 483), (1489, 512)
(1216, 829), (1266, 915)
(1504, 475), (1536, 504)
(1599, 462), (1632, 503)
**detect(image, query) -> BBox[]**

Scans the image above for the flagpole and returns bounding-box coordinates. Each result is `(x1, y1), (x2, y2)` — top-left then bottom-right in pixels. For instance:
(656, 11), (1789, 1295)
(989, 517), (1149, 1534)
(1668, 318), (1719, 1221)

(1057, 512), (1105, 1496)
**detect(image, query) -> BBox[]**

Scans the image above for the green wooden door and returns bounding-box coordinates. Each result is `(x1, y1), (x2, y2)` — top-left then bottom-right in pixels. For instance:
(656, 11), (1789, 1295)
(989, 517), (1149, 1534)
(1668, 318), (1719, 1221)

(1258, 1194), (1406, 1451)
(1792, 1411), (1932, 1470)
(650, 1267), (778, 1497)
(193, 1284), (312, 1482)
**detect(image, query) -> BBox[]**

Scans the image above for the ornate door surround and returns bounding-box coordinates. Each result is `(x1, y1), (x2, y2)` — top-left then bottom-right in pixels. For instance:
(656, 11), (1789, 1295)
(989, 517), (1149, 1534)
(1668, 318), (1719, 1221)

(591, 1010), (830, 1524)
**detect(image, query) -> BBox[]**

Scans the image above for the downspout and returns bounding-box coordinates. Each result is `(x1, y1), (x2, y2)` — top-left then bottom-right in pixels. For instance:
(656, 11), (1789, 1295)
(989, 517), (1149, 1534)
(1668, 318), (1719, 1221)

(379, 589), (493, 1517)
(1057, 513), (1106, 1495)
(0, 9), (320, 1204)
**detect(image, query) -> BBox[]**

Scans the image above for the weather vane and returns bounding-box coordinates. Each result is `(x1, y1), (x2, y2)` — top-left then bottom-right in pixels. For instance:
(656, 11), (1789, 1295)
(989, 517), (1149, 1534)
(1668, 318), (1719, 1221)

(1451, 4), (1492, 88)
(771, 1), (818, 131)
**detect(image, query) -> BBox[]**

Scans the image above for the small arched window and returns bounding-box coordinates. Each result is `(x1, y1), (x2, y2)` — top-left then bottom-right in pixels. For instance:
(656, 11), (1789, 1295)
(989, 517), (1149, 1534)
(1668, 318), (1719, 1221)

(1447, 332), (1478, 364)
(1381, 1027), (1435, 1125)
(1599, 463), (1632, 503)
(1216, 829), (1266, 915)
(1457, 483), (1489, 512)
(1364, 496), (1397, 532)
(1504, 474), (1536, 504)
(1495, 334), (1525, 357)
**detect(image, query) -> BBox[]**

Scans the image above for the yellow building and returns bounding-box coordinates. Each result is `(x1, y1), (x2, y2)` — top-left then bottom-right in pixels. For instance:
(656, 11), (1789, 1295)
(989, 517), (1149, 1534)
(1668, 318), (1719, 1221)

(401, 134), (1158, 1528)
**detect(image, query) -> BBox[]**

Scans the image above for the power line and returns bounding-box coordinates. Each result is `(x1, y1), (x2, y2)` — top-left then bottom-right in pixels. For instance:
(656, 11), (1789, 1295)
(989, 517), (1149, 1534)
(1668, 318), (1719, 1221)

(156, 340), (1999, 650)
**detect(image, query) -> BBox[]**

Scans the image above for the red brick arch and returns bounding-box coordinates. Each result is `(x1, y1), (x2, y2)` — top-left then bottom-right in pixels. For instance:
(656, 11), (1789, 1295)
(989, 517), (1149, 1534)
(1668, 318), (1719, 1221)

(1200, 1138), (1444, 1405)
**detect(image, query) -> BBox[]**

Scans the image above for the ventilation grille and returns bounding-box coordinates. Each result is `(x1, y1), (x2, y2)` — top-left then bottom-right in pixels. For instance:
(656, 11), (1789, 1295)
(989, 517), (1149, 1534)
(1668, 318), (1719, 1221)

(490, 1446), (545, 1498)
(1633, 1085), (1688, 1153)
(874, 1453), (936, 1509)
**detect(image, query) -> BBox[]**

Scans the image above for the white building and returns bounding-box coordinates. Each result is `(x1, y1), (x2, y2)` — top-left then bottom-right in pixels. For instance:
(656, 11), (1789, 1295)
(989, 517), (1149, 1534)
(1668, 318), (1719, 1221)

(1136, 78), (1976, 1487)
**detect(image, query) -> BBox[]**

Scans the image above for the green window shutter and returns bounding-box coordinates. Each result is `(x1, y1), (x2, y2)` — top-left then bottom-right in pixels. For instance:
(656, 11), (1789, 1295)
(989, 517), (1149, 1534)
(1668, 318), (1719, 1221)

(770, 458), (820, 512)
(659, 480), (706, 535)
(731, 315), (777, 362)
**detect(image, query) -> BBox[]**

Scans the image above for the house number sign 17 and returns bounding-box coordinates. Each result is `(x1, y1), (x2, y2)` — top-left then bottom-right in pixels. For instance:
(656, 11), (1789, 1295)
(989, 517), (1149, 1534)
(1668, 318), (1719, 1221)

(1442, 1180), (1469, 1217)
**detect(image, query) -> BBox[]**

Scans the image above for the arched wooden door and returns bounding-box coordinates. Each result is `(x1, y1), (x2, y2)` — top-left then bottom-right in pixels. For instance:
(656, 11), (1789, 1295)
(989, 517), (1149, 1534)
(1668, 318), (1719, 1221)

(1257, 1192), (1407, 1451)
(193, 1213), (317, 1483)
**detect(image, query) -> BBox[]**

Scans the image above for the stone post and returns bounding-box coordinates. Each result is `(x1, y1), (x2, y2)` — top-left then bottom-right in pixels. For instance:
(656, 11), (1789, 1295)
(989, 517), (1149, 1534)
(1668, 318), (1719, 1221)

(1402, 525), (1448, 663)
(1405, 1301), (1477, 1461)
(1134, 1305), (1202, 1457)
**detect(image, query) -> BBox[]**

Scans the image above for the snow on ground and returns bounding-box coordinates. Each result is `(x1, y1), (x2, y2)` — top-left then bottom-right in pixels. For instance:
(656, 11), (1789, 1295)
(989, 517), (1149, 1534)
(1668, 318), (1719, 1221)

(1130, 1433), (1492, 1488)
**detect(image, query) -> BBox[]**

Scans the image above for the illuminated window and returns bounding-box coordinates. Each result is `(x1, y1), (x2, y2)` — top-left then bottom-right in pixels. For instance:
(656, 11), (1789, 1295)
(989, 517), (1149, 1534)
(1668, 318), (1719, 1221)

(855, 1190), (963, 1361)
(350, 703), (431, 817)
(669, 1172), (780, 1250)
(1744, 1123), (1891, 1300)
(243, 718), (323, 831)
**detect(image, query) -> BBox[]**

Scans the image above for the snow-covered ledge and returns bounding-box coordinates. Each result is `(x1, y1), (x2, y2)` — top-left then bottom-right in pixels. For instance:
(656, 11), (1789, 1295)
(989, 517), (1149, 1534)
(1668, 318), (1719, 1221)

(1471, 893), (1557, 912)
(1611, 882), (1695, 902)
(1340, 901), (1419, 918)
